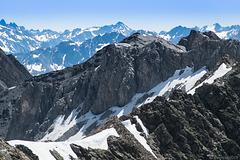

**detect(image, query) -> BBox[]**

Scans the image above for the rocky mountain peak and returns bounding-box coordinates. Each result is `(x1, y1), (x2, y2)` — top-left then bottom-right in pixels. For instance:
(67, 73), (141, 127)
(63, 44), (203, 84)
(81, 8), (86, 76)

(0, 19), (18, 28)
(202, 30), (221, 40)
(120, 32), (185, 52)
(9, 22), (18, 28)
(0, 19), (7, 26)
(213, 23), (222, 31)
(115, 21), (125, 26)
(0, 48), (31, 89)
(120, 32), (158, 46)
(178, 30), (220, 51)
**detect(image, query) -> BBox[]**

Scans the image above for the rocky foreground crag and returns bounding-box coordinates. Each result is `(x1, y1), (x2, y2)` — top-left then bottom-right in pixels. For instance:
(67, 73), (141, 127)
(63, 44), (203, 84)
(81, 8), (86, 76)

(0, 30), (240, 142)
(71, 61), (240, 159)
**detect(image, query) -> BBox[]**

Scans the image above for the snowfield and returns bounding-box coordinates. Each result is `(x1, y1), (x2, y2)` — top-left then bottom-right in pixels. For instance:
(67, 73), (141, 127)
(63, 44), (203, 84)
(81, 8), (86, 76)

(9, 128), (119, 160)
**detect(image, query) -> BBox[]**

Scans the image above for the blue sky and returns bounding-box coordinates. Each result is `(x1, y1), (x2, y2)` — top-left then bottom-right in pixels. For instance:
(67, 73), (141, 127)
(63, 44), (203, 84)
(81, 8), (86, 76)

(1, 0), (240, 32)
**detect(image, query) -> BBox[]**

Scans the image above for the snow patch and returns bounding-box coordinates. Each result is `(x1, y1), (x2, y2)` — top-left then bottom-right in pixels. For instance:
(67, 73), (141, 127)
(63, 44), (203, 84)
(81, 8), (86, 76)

(94, 65), (101, 71)
(96, 43), (109, 52)
(8, 140), (76, 160)
(188, 63), (232, 94)
(159, 34), (171, 40)
(85, 27), (100, 32)
(216, 31), (229, 39)
(115, 43), (131, 47)
(8, 86), (16, 90)
(206, 25), (216, 32)
(71, 128), (119, 150)
(122, 119), (157, 158)
(62, 54), (66, 65)
(1, 45), (10, 52)
(69, 42), (76, 46)
(9, 128), (119, 160)
(139, 66), (207, 105)
(35, 35), (48, 42)
(74, 41), (83, 46)
(134, 116), (149, 135)
(50, 63), (65, 71)
(41, 108), (80, 141)
(26, 63), (46, 73)
(33, 54), (40, 58)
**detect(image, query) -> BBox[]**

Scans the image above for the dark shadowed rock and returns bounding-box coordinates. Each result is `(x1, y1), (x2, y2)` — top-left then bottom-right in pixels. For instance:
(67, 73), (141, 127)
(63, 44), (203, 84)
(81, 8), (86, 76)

(0, 138), (34, 160)
(178, 30), (220, 51)
(49, 149), (64, 160)
(0, 48), (31, 88)
(16, 144), (39, 160)
(179, 30), (240, 71)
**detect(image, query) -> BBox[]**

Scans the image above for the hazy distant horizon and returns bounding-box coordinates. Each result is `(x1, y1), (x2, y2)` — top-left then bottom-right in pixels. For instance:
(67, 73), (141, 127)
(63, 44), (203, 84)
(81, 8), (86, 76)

(1, 0), (240, 32)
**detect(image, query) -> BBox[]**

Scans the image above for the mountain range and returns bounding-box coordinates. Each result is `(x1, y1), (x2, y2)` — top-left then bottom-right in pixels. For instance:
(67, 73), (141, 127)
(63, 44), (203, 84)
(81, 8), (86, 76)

(1, 19), (240, 75)
(15, 32), (126, 75)
(0, 19), (132, 54)
(0, 28), (240, 159)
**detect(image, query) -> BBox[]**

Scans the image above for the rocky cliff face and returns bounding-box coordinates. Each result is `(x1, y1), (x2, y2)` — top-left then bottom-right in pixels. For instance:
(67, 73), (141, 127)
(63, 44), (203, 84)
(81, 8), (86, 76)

(0, 48), (31, 90)
(0, 49), (32, 138)
(1, 31), (240, 142)
(71, 62), (240, 159)
(179, 30), (240, 71)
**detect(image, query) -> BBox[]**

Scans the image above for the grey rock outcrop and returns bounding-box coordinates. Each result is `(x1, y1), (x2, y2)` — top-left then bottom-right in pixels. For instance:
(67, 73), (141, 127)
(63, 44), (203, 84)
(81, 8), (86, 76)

(0, 48), (31, 88)
(179, 30), (240, 71)
(0, 48), (32, 138)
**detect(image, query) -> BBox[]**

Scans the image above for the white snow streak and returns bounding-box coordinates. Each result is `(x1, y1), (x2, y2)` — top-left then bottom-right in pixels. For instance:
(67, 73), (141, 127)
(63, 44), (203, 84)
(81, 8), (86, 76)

(33, 54), (40, 58)
(122, 119), (157, 158)
(188, 63), (232, 94)
(41, 108), (80, 141)
(134, 116), (149, 135)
